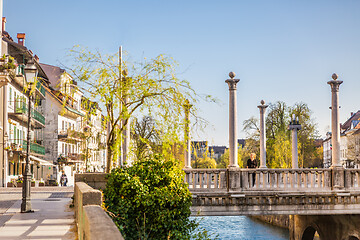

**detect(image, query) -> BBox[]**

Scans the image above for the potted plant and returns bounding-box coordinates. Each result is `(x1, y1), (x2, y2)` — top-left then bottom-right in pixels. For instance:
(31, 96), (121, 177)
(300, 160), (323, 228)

(16, 179), (23, 187)
(0, 55), (16, 72)
(31, 181), (35, 187)
(39, 181), (45, 187)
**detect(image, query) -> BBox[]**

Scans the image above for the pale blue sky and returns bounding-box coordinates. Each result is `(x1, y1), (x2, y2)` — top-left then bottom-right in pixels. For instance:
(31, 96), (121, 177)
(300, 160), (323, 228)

(4, 1), (360, 146)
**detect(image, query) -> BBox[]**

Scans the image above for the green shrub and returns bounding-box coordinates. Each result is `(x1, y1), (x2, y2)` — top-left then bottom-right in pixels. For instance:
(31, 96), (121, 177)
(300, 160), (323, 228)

(104, 154), (198, 239)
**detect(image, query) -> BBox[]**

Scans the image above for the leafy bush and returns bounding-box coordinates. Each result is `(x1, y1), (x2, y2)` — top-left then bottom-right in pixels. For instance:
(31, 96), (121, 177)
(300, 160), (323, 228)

(104, 154), (199, 239)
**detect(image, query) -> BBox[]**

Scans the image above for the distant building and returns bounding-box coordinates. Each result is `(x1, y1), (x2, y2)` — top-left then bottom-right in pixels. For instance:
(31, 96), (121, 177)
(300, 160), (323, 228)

(238, 139), (246, 148)
(209, 146), (226, 160)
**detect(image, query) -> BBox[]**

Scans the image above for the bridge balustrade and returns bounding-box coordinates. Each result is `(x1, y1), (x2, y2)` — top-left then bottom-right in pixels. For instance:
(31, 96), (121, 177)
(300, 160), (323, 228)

(184, 168), (360, 193)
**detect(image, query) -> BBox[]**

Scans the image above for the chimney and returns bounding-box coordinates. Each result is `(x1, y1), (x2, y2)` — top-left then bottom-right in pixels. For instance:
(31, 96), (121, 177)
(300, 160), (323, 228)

(34, 55), (39, 62)
(2, 17), (6, 32)
(17, 33), (25, 46)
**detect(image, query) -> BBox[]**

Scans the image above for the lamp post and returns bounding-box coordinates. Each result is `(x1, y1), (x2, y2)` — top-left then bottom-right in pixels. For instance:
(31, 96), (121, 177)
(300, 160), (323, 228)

(21, 59), (37, 213)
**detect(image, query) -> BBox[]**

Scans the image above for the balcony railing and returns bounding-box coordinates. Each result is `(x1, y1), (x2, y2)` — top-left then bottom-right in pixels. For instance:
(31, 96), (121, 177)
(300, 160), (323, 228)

(58, 128), (83, 140)
(8, 139), (45, 155)
(36, 81), (46, 96)
(12, 100), (45, 125)
(22, 140), (45, 155)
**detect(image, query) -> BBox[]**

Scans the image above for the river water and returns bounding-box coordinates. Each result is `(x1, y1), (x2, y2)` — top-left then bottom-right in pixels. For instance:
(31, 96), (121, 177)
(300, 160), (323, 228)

(191, 216), (289, 240)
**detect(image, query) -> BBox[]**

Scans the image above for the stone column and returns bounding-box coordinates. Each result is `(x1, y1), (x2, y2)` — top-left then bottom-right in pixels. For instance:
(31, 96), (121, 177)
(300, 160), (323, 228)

(225, 72), (240, 168)
(288, 114), (301, 169)
(183, 100), (192, 169)
(258, 100), (268, 169)
(328, 73), (343, 168)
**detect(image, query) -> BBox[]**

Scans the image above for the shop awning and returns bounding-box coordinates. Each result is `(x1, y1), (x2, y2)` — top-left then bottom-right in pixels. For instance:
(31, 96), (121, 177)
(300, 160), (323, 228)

(30, 156), (54, 166)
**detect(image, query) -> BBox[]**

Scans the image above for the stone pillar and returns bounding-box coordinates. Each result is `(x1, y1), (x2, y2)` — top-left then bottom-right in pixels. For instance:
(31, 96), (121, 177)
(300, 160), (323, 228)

(183, 100), (192, 169)
(328, 73), (343, 168)
(328, 73), (344, 189)
(288, 114), (301, 169)
(258, 100), (268, 169)
(225, 72), (240, 168)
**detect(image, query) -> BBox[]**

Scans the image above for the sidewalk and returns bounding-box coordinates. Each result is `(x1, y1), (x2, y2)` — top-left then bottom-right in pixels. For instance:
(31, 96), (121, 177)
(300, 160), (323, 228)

(0, 188), (75, 240)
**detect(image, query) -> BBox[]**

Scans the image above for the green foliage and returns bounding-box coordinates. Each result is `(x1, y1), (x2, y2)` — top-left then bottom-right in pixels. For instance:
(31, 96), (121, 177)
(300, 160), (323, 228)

(192, 156), (217, 169)
(103, 154), (198, 240)
(131, 116), (162, 160)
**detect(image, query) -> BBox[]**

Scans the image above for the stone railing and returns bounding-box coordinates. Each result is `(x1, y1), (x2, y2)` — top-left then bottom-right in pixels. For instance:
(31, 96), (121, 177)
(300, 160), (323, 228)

(184, 168), (360, 193)
(75, 173), (108, 190)
(74, 182), (123, 240)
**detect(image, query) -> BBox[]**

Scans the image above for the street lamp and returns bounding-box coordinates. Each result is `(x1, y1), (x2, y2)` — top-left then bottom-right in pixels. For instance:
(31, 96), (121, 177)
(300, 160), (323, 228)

(21, 59), (38, 213)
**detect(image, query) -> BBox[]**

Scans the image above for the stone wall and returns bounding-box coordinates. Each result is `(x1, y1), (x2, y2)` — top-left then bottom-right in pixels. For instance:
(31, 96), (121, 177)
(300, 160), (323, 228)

(74, 173), (108, 190)
(74, 182), (123, 240)
(252, 215), (289, 229)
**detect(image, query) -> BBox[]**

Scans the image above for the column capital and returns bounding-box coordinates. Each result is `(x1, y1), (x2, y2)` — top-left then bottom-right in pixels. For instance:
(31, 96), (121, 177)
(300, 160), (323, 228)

(225, 71), (240, 90)
(327, 73), (343, 92)
(288, 124), (301, 130)
(257, 100), (268, 110)
(183, 99), (193, 110)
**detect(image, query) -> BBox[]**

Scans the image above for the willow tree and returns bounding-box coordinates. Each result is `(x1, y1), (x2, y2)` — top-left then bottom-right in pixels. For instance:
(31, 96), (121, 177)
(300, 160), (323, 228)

(67, 46), (207, 172)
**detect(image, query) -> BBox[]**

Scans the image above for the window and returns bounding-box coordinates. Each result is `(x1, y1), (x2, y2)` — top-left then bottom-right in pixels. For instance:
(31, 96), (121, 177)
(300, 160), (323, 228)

(62, 121), (64, 130)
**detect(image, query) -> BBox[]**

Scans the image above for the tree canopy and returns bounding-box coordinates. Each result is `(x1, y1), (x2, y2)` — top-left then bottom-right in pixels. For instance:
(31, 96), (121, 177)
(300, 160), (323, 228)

(67, 46), (211, 171)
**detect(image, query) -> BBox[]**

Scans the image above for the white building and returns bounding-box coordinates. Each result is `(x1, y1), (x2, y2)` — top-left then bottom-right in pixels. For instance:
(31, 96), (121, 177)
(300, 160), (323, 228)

(40, 63), (85, 186)
(0, 31), (51, 187)
(80, 97), (107, 172)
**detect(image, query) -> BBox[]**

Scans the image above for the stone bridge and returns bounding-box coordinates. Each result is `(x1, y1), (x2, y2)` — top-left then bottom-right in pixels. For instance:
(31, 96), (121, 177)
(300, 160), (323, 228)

(185, 168), (360, 239)
(185, 168), (360, 216)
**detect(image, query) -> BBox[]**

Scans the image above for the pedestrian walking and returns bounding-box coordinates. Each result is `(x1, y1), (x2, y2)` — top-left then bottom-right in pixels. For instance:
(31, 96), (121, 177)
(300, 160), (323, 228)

(60, 171), (68, 187)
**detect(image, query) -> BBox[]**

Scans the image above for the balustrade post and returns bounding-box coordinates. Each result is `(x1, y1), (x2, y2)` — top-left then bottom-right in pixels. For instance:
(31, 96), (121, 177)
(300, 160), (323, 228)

(258, 100), (268, 168)
(226, 72), (240, 168)
(328, 73), (345, 189)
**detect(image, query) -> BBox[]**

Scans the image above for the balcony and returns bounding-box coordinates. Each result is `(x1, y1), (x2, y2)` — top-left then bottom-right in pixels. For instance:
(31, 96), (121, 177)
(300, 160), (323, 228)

(58, 129), (83, 142)
(22, 140), (45, 155)
(9, 100), (45, 128)
(8, 139), (45, 156)
(36, 80), (46, 98)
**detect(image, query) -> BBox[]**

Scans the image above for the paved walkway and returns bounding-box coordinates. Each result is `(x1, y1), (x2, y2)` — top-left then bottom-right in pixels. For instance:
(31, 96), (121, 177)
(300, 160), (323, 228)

(0, 187), (75, 239)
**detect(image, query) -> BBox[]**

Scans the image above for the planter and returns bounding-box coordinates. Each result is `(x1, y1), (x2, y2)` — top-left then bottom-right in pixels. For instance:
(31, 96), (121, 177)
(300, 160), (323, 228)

(31, 182), (35, 187)
(7, 182), (14, 187)
(39, 182), (45, 187)
(17, 182), (23, 187)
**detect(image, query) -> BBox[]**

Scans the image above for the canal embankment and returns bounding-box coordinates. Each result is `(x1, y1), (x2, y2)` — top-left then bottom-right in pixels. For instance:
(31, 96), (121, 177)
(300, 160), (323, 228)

(251, 215), (290, 229)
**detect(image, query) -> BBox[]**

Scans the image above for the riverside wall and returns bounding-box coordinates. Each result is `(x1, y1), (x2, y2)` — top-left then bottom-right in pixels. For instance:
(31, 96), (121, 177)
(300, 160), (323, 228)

(252, 215), (290, 229)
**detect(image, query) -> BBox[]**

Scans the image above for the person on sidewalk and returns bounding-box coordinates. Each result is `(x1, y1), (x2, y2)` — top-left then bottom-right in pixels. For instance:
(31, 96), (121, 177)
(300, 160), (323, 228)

(60, 171), (68, 187)
(247, 153), (258, 187)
